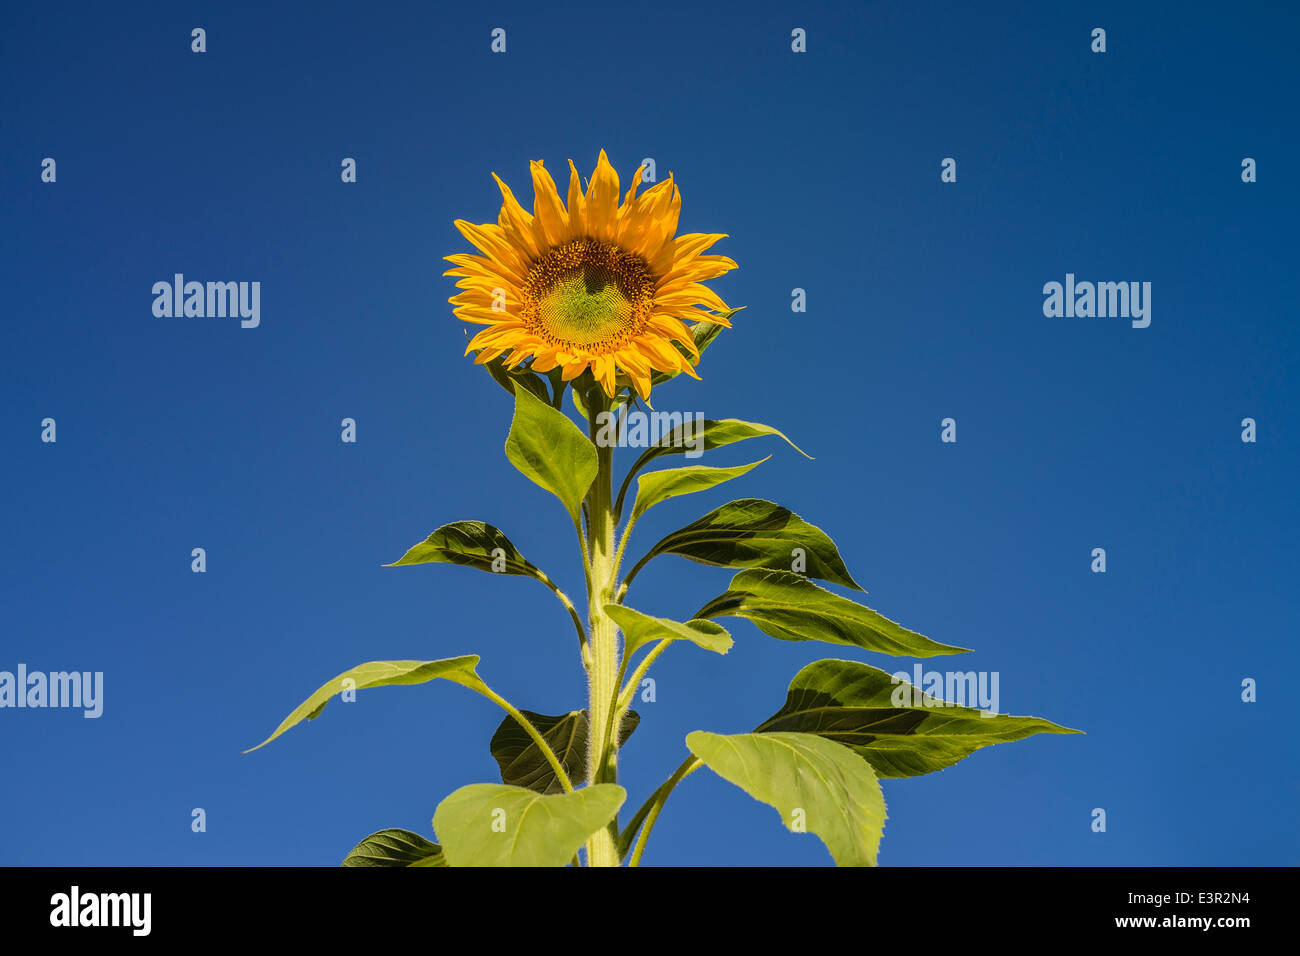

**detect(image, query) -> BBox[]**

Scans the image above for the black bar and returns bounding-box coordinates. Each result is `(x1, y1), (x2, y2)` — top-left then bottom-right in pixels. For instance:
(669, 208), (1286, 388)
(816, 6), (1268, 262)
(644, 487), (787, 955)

(0, 867), (1281, 941)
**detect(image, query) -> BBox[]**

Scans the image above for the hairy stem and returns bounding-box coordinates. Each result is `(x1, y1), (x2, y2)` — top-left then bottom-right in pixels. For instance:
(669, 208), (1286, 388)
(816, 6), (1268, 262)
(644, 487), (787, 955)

(583, 387), (621, 866)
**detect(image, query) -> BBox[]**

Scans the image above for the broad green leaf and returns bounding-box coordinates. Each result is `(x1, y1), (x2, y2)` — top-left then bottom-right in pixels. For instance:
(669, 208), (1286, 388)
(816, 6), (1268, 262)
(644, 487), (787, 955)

(633, 498), (863, 591)
(755, 658), (1081, 777)
(697, 569), (967, 657)
(628, 458), (768, 523)
(433, 783), (626, 867)
(605, 604), (732, 658)
(504, 384), (598, 523)
(489, 709), (640, 794)
(341, 828), (446, 867)
(385, 520), (547, 582)
(649, 311), (739, 386)
(245, 656), (486, 753)
(686, 731), (886, 867)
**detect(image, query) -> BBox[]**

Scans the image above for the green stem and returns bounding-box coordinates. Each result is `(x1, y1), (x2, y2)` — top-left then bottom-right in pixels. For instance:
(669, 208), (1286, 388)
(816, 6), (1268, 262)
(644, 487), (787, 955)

(573, 517), (592, 597)
(610, 511), (640, 588)
(583, 387), (622, 867)
(616, 637), (672, 714)
(477, 683), (574, 794)
(616, 549), (653, 603)
(620, 755), (702, 866)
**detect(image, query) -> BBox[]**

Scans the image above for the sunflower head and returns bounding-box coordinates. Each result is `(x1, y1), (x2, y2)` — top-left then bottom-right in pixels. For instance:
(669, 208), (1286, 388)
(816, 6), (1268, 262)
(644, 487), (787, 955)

(445, 150), (737, 400)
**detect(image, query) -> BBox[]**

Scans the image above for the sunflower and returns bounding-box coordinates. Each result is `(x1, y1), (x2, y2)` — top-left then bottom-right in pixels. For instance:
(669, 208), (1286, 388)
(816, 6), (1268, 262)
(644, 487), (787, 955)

(445, 150), (737, 400)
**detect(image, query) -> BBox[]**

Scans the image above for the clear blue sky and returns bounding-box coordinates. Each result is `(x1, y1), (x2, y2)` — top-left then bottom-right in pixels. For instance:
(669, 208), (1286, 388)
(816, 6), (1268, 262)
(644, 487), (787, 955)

(2, 0), (1296, 866)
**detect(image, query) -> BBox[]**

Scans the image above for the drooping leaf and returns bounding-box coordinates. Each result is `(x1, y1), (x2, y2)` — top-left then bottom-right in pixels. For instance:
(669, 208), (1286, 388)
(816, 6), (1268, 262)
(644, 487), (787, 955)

(697, 569), (967, 657)
(627, 458), (768, 523)
(433, 783), (626, 867)
(385, 520), (547, 582)
(489, 709), (640, 794)
(504, 383), (598, 523)
(341, 828), (446, 867)
(616, 418), (809, 515)
(245, 656), (486, 753)
(637, 418), (808, 470)
(755, 658), (1082, 777)
(605, 604), (732, 658)
(686, 731), (886, 867)
(631, 498), (863, 591)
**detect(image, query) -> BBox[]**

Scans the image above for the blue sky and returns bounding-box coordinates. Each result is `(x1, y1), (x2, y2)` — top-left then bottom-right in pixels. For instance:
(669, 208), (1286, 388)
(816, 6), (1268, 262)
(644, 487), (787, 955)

(2, 0), (1296, 866)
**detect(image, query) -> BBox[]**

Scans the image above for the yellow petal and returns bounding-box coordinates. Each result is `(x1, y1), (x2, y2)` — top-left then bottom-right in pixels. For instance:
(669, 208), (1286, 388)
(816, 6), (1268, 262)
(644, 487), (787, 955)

(656, 283), (731, 314)
(453, 220), (530, 276)
(657, 255), (738, 295)
(530, 161), (570, 247)
(637, 334), (690, 371)
(443, 252), (523, 285)
(504, 347), (533, 369)
(647, 313), (698, 354)
(657, 305), (732, 329)
(492, 173), (540, 261)
(628, 177), (676, 258)
(585, 149), (621, 242)
(566, 160), (586, 237)
(614, 166), (646, 245)
(561, 357), (590, 381)
(592, 354), (617, 395)
(531, 351), (560, 373)
(650, 232), (727, 275)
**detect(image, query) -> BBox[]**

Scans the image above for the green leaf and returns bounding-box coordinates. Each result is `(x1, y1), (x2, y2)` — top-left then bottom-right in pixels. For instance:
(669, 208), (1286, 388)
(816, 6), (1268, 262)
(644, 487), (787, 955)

(604, 604), (732, 658)
(542, 366), (567, 408)
(638, 417), (809, 469)
(633, 498), (863, 591)
(341, 828), (446, 867)
(616, 418), (809, 516)
(571, 383), (590, 421)
(755, 658), (1082, 778)
(433, 783), (626, 867)
(686, 731), (886, 867)
(505, 383), (598, 523)
(481, 354), (552, 405)
(490, 709), (640, 794)
(628, 458), (768, 523)
(384, 520), (547, 582)
(698, 569), (967, 657)
(245, 656), (486, 753)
